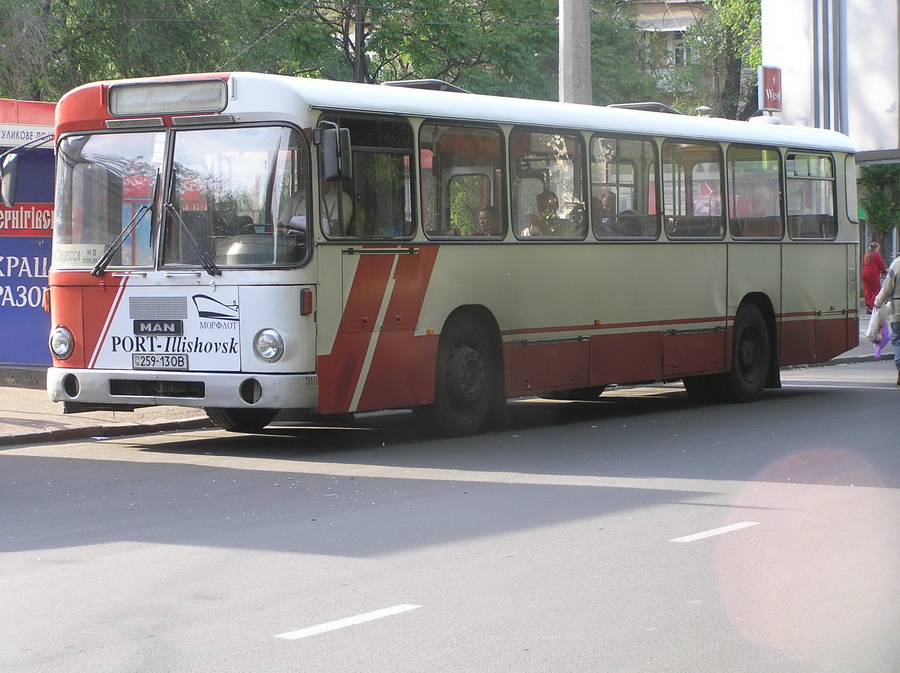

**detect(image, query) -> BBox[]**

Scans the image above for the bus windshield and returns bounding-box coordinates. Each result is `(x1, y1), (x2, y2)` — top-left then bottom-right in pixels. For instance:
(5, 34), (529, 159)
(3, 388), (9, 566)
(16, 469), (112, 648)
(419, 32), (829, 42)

(53, 125), (310, 271)
(54, 131), (165, 269)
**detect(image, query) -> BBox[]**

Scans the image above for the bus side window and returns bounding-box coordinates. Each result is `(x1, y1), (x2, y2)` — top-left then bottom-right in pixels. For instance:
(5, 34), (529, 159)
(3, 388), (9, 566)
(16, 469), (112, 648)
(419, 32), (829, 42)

(662, 140), (725, 240)
(322, 116), (415, 239)
(727, 145), (783, 239)
(420, 123), (506, 238)
(590, 135), (659, 239)
(511, 128), (586, 239)
(786, 152), (836, 240)
(448, 173), (491, 235)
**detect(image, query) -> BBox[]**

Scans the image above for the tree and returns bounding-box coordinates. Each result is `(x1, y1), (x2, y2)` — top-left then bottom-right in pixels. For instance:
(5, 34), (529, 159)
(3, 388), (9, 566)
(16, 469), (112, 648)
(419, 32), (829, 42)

(589, 2), (665, 106)
(668, 0), (761, 119)
(1, 0), (665, 106)
(270, 0), (664, 103)
(0, 0), (296, 101)
(270, 0), (562, 99)
(859, 164), (900, 235)
(0, 0), (59, 100)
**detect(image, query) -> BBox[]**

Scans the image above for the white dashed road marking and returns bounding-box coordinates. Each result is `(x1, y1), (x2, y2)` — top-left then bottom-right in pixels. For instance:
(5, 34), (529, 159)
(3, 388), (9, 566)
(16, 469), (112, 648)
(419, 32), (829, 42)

(276, 604), (422, 640)
(670, 521), (760, 543)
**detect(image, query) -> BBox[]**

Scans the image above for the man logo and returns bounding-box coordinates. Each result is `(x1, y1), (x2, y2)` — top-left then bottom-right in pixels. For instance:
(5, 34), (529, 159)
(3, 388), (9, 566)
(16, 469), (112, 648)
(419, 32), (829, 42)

(133, 320), (184, 336)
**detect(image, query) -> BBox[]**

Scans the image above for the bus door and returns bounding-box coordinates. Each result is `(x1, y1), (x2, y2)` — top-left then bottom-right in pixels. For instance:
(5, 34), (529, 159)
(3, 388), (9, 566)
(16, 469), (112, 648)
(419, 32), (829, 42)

(813, 244), (854, 361)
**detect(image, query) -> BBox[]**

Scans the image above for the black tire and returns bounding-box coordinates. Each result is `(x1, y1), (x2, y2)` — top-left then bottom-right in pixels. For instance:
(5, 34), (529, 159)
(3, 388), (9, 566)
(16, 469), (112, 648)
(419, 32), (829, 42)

(428, 313), (501, 437)
(684, 304), (770, 404)
(722, 303), (770, 402)
(205, 407), (277, 432)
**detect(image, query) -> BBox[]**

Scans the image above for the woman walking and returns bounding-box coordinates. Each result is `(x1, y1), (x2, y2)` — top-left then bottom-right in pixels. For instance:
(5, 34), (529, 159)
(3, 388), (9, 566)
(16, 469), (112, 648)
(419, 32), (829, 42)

(862, 242), (888, 312)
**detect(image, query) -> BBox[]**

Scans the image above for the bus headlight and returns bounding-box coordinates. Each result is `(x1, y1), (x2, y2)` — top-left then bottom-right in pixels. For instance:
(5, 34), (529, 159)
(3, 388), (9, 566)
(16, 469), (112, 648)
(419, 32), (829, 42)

(49, 326), (75, 360)
(253, 329), (284, 362)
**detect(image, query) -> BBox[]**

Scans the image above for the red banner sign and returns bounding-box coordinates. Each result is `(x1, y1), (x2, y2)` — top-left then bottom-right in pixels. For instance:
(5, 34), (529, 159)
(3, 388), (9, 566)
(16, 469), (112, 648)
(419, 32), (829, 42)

(758, 66), (783, 112)
(0, 203), (54, 236)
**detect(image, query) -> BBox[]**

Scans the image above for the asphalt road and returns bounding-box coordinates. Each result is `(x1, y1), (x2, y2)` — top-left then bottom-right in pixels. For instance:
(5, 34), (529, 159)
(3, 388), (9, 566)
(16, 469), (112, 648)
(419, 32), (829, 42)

(2, 361), (899, 672)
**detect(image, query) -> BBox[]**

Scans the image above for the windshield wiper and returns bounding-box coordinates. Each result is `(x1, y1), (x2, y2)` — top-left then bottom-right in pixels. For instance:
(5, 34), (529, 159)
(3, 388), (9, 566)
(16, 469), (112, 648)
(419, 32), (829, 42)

(91, 169), (160, 277)
(89, 204), (150, 276)
(164, 203), (222, 276)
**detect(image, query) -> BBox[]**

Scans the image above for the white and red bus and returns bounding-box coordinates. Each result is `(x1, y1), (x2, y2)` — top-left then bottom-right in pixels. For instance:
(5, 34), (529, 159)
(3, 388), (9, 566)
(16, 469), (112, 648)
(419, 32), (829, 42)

(1, 73), (859, 436)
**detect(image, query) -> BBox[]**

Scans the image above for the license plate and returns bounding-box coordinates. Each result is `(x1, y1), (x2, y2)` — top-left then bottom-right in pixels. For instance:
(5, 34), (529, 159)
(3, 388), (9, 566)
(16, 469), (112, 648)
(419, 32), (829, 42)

(131, 353), (189, 371)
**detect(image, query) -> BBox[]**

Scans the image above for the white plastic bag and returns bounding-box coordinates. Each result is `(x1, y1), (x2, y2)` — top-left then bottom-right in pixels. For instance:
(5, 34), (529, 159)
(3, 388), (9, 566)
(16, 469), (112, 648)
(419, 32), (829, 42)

(866, 301), (891, 342)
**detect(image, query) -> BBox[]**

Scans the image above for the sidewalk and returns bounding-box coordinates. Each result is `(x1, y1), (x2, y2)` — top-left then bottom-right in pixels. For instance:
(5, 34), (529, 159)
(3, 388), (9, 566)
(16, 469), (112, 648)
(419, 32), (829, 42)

(0, 387), (212, 447)
(0, 316), (892, 448)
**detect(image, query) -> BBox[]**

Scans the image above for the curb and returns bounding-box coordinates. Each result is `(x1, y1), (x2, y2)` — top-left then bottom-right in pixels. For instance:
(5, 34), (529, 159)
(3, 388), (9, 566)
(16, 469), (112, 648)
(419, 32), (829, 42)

(803, 352), (894, 368)
(0, 417), (215, 449)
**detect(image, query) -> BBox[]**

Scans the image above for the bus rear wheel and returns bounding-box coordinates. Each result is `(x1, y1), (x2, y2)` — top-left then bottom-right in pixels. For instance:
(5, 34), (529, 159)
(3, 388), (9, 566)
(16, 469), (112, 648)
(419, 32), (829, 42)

(684, 304), (770, 404)
(427, 314), (501, 437)
(205, 407), (278, 433)
(723, 304), (770, 402)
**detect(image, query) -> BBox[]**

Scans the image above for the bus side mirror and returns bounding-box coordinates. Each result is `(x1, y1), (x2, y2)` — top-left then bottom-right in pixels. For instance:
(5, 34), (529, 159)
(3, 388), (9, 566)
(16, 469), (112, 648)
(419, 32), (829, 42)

(1, 153), (19, 207)
(321, 127), (352, 182)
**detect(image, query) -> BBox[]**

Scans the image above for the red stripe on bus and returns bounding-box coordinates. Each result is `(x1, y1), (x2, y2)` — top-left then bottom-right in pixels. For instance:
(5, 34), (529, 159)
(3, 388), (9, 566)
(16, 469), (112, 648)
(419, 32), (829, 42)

(356, 246), (440, 410)
(87, 278), (129, 368)
(316, 253), (396, 413)
(48, 273), (127, 368)
(316, 247), (441, 414)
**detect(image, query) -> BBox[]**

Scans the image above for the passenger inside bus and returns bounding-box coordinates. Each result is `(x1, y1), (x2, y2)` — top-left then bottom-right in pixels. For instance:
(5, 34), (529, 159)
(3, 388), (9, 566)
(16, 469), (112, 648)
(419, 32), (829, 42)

(522, 190), (578, 237)
(279, 189), (307, 232)
(280, 178), (357, 237)
(475, 205), (500, 236)
(592, 191), (618, 235)
(213, 199), (254, 235)
(320, 179), (354, 236)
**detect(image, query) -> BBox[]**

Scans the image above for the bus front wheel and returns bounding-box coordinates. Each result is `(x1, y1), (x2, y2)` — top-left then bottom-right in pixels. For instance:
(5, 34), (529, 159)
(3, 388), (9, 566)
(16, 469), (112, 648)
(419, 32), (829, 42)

(205, 407), (278, 433)
(426, 314), (501, 437)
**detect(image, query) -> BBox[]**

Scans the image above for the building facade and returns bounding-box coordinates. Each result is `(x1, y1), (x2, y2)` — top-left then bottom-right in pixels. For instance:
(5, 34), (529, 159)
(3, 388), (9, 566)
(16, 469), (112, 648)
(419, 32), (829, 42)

(761, 0), (900, 258)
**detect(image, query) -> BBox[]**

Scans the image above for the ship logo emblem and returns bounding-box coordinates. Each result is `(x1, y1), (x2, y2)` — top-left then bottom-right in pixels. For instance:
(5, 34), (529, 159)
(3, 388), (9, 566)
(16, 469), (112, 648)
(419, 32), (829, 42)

(192, 294), (239, 321)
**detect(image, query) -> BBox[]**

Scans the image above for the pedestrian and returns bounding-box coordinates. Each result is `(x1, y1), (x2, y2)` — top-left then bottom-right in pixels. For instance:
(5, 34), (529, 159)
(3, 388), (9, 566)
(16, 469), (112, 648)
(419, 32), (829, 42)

(862, 242), (888, 312)
(873, 253), (900, 385)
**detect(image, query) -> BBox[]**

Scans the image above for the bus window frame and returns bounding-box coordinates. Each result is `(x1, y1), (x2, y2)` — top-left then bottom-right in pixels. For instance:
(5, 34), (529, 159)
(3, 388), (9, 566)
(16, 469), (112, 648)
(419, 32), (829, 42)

(162, 123), (313, 270)
(52, 128), (166, 272)
(589, 133), (661, 241)
(844, 155), (859, 225)
(725, 143), (785, 241)
(418, 120), (507, 240)
(317, 113), (417, 241)
(785, 150), (837, 241)
(661, 138), (726, 241)
(510, 126), (588, 241)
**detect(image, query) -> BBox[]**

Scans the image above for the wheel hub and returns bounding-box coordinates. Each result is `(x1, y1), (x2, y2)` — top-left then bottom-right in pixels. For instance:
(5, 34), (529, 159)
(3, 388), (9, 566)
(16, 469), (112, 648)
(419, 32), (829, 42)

(737, 326), (760, 378)
(449, 343), (485, 403)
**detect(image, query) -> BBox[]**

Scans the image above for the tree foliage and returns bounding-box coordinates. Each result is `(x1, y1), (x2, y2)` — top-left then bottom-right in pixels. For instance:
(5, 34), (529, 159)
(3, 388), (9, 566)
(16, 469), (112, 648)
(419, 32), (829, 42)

(859, 164), (900, 234)
(590, 2), (665, 105)
(272, 0), (663, 103)
(0, 0), (296, 101)
(668, 0), (761, 119)
(1, 0), (665, 105)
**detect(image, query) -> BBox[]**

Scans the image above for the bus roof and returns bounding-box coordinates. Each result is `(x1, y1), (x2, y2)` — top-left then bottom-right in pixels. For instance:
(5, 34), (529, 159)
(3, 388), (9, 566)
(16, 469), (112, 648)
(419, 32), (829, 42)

(242, 73), (856, 154)
(62, 71), (857, 155)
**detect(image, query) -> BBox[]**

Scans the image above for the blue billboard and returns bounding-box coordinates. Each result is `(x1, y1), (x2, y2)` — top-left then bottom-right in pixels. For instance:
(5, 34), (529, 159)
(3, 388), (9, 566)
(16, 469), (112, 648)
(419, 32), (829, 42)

(0, 148), (54, 366)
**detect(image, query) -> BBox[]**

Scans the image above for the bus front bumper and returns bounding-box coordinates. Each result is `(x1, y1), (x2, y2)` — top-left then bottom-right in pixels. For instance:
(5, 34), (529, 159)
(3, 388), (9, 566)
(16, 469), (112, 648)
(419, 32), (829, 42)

(47, 368), (319, 411)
